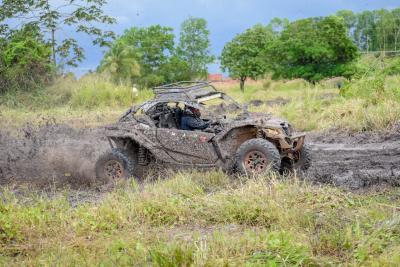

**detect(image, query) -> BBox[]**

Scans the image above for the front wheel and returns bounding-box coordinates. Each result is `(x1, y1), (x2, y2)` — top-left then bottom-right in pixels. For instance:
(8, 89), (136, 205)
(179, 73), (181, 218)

(235, 138), (281, 176)
(280, 145), (312, 175)
(95, 148), (135, 183)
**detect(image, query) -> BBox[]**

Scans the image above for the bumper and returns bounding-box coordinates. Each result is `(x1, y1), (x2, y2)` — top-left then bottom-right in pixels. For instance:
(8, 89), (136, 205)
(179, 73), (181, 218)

(290, 133), (306, 152)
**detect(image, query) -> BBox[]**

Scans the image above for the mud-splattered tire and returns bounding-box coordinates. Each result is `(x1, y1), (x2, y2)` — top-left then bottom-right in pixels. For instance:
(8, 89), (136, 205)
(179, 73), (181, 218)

(280, 144), (312, 175)
(95, 148), (135, 183)
(294, 144), (312, 171)
(235, 138), (281, 175)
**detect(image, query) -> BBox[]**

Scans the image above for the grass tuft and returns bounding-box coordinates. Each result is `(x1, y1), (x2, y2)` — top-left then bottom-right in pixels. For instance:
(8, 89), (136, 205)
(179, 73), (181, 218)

(1, 171), (399, 266)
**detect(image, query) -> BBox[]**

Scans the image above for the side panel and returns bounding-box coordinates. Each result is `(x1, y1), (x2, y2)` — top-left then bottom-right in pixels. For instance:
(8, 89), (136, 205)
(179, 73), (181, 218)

(106, 123), (175, 163)
(155, 128), (219, 164)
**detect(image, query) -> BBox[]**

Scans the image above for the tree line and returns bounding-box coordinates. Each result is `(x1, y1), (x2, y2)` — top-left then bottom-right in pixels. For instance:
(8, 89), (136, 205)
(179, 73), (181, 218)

(98, 17), (214, 89)
(1, 2), (399, 94)
(336, 8), (400, 52)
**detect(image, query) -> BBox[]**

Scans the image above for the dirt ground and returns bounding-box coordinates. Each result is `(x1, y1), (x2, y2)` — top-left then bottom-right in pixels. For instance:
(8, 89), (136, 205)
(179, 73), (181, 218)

(0, 122), (399, 191)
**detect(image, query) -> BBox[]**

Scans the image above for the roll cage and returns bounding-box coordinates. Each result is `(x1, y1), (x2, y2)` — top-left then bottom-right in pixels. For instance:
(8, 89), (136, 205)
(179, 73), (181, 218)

(119, 81), (242, 123)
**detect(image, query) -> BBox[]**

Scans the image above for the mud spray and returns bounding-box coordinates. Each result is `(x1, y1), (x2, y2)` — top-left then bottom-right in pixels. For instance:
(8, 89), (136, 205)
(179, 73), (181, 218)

(0, 124), (109, 188)
(1, 123), (400, 190)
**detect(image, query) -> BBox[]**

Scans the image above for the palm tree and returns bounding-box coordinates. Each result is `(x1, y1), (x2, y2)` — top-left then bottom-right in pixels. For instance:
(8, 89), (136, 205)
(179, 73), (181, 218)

(100, 43), (140, 84)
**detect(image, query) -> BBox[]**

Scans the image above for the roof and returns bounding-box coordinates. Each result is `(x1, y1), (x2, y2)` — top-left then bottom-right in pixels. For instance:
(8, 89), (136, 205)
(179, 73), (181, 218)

(153, 81), (224, 103)
(132, 81), (241, 113)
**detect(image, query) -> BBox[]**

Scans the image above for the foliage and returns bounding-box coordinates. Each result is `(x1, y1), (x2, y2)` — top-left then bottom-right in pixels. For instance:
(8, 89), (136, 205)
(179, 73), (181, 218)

(220, 24), (274, 91)
(102, 19), (216, 89)
(336, 8), (400, 52)
(0, 25), (53, 93)
(0, 73), (153, 111)
(176, 17), (215, 79)
(0, 0), (116, 67)
(267, 16), (359, 82)
(0, 172), (399, 266)
(116, 25), (175, 88)
(98, 41), (141, 84)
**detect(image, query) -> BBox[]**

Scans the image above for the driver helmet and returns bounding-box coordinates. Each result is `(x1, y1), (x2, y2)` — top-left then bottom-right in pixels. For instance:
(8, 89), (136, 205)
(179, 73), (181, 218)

(185, 102), (203, 117)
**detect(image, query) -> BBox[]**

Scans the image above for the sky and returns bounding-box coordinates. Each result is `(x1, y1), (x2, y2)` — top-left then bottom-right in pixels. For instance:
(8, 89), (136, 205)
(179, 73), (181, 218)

(70, 0), (400, 76)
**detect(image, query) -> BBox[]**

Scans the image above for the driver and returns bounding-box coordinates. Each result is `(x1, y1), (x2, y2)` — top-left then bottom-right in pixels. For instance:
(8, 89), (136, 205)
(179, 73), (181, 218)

(180, 103), (210, 131)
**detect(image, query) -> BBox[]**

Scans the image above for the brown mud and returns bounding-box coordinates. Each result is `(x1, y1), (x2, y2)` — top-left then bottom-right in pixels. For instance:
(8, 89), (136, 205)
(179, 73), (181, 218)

(0, 124), (109, 188)
(0, 123), (399, 191)
(307, 128), (400, 189)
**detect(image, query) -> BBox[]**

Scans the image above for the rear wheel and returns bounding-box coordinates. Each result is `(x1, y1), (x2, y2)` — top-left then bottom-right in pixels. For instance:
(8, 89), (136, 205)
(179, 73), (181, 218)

(95, 148), (135, 183)
(235, 138), (281, 175)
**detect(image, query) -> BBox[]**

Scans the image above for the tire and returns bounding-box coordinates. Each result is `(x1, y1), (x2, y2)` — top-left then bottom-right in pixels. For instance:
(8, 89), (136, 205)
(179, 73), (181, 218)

(280, 144), (312, 175)
(95, 148), (135, 183)
(293, 144), (312, 171)
(235, 138), (281, 176)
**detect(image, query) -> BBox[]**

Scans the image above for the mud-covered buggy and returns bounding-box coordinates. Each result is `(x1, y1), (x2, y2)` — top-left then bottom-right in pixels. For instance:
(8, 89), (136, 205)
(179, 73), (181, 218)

(95, 81), (311, 182)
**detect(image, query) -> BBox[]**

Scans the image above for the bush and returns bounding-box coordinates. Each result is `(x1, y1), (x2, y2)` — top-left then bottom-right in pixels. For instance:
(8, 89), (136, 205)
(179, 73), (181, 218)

(0, 25), (53, 94)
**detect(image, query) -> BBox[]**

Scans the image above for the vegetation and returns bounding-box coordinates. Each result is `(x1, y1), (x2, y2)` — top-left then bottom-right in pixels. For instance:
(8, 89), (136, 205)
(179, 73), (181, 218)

(0, 5), (400, 266)
(2, 56), (399, 133)
(220, 24), (274, 91)
(100, 17), (214, 88)
(0, 0), (115, 67)
(267, 16), (359, 83)
(0, 25), (53, 94)
(176, 17), (215, 79)
(0, 171), (399, 266)
(336, 8), (400, 52)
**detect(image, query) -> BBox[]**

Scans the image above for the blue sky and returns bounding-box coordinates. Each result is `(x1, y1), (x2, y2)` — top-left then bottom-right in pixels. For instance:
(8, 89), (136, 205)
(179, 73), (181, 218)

(71, 0), (400, 76)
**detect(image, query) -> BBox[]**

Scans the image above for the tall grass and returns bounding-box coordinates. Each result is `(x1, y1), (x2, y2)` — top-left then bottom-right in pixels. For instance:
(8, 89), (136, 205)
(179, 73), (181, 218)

(0, 73), (153, 110)
(1, 171), (399, 266)
(225, 74), (400, 132)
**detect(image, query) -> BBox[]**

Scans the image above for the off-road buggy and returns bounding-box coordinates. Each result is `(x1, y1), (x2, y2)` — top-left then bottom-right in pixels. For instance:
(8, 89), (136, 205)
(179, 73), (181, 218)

(95, 81), (311, 182)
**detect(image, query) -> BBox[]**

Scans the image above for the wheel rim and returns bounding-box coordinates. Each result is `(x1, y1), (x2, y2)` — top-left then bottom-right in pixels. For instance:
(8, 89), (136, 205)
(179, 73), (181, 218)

(244, 151), (268, 174)
(104, 160), (124, 180)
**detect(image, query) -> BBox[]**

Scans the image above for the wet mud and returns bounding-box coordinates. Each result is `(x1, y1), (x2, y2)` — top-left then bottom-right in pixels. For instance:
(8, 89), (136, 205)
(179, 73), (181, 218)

(0, 123), (399, 190)
(307, 129), (400, 189)
(0, 124), (109, 188)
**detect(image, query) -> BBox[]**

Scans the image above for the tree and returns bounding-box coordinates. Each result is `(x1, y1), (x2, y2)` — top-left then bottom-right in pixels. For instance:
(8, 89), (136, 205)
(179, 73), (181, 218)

(176, 17), (215, 79)
(336, 10), (357, 39)
(354, 11), (379, 52)
(220, 24), (273, 91)
(267, 16), (359, 83)
(98, 41), (140, 84)
(159, 55), (191, 83)
(0, 0), (116, 67)
(0, 24), (53, 93)
(118, 25), (175, 88)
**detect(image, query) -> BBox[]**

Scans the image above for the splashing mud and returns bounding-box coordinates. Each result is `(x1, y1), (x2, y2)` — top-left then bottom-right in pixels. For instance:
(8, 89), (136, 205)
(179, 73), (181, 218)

(0, 124), (109, 188)
(0, 123), (399, 190)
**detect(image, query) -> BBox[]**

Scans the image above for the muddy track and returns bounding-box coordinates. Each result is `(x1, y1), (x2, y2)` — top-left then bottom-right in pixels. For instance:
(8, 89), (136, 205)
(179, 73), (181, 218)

(308, 134), (400, 189)
(0, 124), (399, 190)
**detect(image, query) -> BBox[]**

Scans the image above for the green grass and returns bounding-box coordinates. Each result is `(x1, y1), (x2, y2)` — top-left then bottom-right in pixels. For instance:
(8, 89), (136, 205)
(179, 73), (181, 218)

(0, 171), (399, 266)
(218, 74), (400, 132)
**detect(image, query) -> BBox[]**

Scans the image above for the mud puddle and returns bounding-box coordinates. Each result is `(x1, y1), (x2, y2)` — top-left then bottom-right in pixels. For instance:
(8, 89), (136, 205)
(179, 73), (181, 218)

(0, 123), (399, 191)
